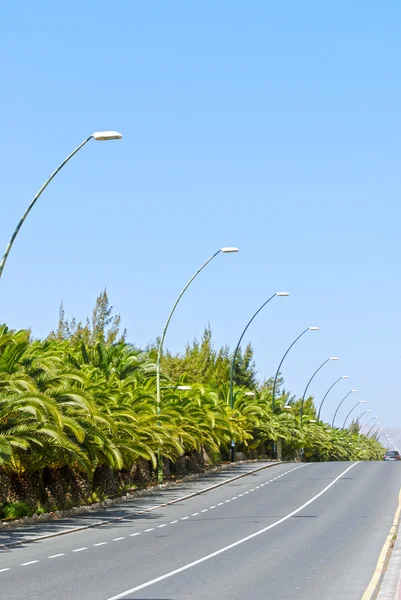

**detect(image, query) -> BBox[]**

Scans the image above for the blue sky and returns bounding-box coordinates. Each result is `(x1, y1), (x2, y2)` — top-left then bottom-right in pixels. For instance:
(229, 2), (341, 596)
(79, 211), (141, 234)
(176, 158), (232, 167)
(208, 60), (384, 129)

(1, 1), (400, 430)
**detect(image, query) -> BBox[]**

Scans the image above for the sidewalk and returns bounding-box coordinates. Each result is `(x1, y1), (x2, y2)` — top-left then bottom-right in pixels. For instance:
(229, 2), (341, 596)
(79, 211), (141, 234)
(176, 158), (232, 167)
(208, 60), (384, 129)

(377, 533), (401, 599)
(0, 460), (275, 549)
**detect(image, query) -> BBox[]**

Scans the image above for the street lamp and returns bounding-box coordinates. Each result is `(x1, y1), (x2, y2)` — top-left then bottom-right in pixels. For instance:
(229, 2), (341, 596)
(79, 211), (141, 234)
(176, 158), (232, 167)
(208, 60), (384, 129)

(156, 246), (239, 483)
(331, 390), (358, 428)
(161, 385), (192, 391)
(272, 326), (319, 413)
(317, 375), (350, 422)
(0, 131), (123, 280)
(300, 357), (338, 424)
(228, 292), (289, 461)
(342, 401), (366, 429)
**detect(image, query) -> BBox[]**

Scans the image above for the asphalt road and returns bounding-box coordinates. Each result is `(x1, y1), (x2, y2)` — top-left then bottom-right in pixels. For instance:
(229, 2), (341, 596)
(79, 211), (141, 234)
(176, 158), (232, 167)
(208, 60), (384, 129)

(1, 461), (400, 600)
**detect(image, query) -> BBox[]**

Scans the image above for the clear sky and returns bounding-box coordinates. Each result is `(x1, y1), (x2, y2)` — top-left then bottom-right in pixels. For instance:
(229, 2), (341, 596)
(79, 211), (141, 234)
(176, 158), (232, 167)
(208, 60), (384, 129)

(1, 1), (400, 431)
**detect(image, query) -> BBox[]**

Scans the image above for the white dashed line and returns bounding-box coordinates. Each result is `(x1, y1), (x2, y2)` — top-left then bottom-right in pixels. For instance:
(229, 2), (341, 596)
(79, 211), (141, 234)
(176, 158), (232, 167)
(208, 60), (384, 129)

(0, 568), (10, 572)
(181, 516), (189, 520)
(113, 537), (125, 541)
(225, 500), (231, 503)
(232, 496), (238, 500)
(191, 512), (200, 516)
(210, 506), (216, 509)
(144, 528), (154, 532)
(217, 502), (224, 506)
(129, 533), (140, 537)
(72, 548), (87, 553)
(201, 509), (208, 513)
(170, 520), (179, 524)
(158, 524), (167, 528)
(49, 553), (65, 558)
(94, 542), (107, 547)
(21, 560), (39, 566)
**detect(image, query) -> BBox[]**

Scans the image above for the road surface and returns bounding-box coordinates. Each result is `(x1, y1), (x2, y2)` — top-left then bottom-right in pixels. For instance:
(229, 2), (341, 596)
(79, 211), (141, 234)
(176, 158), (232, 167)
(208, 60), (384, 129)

(0, 461), (400, 600)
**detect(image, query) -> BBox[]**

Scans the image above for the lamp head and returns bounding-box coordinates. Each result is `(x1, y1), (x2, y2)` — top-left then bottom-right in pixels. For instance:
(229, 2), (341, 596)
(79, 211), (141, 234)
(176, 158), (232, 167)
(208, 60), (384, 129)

(92, 131), (123, 140)
(221, 247), (239, 253)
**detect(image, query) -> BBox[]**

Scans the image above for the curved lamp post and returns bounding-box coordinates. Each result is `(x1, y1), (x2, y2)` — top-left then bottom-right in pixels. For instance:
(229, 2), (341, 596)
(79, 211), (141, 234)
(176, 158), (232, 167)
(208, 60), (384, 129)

(300, 357), (338, 424)
(156, 246), (239, 483)
(0, 131), (123, 280)
(228, 292), (289, 462)
(366, 419), (380, 437)
(272, 326), (319, 413)
(271, 326), (319, 460)
(331, 389), (358, 428)
(342, 400), (366, 429)
(317, 375), (350, 422)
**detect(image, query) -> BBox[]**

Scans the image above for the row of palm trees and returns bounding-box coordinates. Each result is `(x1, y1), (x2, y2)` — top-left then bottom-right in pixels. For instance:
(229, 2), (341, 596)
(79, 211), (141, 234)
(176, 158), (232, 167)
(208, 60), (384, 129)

(0, 325), (384, 494)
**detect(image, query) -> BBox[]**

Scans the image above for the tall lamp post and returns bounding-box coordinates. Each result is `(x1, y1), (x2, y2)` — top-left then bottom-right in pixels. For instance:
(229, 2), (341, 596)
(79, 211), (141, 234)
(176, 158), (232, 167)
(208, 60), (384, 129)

(272, 326), (320, 413)
(342, 400), (366, 429)
(0, 131), (123, 280)
(228, 292), (289, 462)
(156, 247), (239, 483)
(331, 389), (358, 428)
(271, 326), (319, 459)
(300, 357), (338, 424)
(317, 375), (350, 422)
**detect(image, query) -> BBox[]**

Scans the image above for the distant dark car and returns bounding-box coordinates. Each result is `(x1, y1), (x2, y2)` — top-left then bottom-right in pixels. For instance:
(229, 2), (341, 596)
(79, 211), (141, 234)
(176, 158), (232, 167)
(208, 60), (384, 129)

(384, 450), (401, 461)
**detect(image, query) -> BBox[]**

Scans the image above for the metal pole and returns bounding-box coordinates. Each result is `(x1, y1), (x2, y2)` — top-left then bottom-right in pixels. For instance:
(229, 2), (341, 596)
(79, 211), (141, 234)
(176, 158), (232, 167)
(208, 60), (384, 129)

(342, 401), (361, 429)
(0, 136), (93, 280)
(271, 327), (311, 459)
(300, 358), (331, 424)
(228, 293), (277, 462)
(156, 249), (223, 484)
(317, 376), (344, 422)
(331, 390), (354, 428)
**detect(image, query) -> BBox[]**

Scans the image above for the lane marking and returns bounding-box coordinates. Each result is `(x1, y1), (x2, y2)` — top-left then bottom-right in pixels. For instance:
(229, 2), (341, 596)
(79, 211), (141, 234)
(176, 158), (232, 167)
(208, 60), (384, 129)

(129, 533), (140, 537)
(210, 506), (216, 509)
(362, 486), (401, 599)
(170, 520), (178, 524)
(105, 462), (359, 600)
(181, 517), (189, 521)
(217, 502), (224, 506)
(158, 524), (167, 528)
(113, 537), (125, 541)
(0, 568), (10, 572)
(48, 553), (65, 558)
(144, 528), (154, 532)
(72, 548), (87, 552)
(94, 542), (107, 547)
(21, 560), (39, 566)
(191, 512), (200, 516)
(201, 509), (208, 513)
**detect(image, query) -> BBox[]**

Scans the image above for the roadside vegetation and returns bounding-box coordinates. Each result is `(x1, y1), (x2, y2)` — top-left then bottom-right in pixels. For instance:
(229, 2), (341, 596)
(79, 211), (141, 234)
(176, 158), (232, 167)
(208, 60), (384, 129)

(0, 291), (384, 518)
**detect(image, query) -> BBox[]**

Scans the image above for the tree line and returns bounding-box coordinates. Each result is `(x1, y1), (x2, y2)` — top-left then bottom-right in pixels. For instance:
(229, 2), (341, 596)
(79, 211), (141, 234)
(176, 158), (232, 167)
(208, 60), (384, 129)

(0, 291), (384, 516)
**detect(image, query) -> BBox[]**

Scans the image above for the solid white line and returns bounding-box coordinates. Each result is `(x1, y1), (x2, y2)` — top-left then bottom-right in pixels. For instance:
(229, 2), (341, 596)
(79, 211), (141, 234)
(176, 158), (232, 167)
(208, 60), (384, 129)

(72, 548), (87, 552)
(0, 568), (10, 572)
(94, 542), (107, 546)
(105, 462), (359, 600)
(113, 537), (125, 541)
(21, 560), (39, 566)
(48, 553), (65, 558)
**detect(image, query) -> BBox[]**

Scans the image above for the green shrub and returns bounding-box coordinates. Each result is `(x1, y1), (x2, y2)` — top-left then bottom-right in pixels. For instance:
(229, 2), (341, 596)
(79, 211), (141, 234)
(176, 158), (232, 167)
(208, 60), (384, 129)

(1, 502), (31, 520)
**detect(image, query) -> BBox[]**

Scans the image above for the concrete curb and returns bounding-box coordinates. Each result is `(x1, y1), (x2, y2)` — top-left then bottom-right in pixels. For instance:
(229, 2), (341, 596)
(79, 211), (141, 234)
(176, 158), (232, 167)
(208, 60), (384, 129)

(0, 460), (282, 549)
